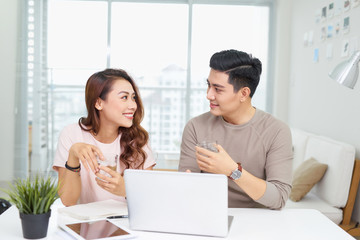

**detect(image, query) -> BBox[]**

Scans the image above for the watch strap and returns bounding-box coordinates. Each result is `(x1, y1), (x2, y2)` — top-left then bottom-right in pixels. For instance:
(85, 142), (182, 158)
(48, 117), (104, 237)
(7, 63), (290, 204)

(228, 163), (242, 180)
(236, 162), (242, 172)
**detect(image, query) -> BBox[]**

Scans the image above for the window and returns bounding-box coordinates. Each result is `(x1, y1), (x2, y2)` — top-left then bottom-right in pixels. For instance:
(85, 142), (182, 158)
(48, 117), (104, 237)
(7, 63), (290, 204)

(19, 0), (273, 176)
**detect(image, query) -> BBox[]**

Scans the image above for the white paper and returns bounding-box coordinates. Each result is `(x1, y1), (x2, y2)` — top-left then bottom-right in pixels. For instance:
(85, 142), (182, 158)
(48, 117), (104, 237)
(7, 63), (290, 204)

(341, 39), (350, 57)
(303, 32), (308, 46)
(308, 31), (314, 46)
(326, 43), (333, 59)
(58, 199), (128, 220)
(349, 36), (359, 55)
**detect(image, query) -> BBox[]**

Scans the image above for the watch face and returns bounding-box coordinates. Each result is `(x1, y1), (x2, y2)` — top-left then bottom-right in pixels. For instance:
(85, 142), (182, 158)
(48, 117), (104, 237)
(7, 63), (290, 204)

(231, 170), (242, 180)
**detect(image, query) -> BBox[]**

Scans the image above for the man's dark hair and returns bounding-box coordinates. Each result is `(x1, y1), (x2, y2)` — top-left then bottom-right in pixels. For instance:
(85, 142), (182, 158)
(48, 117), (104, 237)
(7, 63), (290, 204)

(209, 49), (262, 98)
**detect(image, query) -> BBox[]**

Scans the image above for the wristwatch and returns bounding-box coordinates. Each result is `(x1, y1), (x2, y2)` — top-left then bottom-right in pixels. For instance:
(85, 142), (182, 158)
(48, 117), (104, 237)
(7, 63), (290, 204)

(229, 163), (242, 180)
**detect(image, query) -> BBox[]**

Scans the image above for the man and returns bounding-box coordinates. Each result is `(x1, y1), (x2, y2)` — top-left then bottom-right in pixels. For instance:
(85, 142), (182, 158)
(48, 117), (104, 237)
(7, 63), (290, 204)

(179, 49), (293, 210)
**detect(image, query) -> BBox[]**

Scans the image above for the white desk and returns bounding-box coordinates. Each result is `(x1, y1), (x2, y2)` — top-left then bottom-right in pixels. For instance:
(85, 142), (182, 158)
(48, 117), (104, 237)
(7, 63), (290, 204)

(0, 202), (354, 240)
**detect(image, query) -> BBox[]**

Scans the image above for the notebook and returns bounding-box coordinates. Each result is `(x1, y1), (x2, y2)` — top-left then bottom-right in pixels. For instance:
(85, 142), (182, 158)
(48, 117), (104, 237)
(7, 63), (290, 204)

(124, 169), (229, 237)
(58, 199), (128, 220)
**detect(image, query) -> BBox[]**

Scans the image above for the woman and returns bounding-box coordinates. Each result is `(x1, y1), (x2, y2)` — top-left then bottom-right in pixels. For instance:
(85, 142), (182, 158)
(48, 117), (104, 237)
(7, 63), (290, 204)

(53, 68), (156, 206)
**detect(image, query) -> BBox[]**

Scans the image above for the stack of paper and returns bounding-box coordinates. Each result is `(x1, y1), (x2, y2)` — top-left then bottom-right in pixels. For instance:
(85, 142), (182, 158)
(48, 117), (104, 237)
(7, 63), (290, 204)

(58, 199), (128, 220)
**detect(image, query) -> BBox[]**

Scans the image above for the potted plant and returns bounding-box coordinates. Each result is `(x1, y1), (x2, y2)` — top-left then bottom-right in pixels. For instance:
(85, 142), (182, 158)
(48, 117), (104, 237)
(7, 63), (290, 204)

(0, 174), (59, 239)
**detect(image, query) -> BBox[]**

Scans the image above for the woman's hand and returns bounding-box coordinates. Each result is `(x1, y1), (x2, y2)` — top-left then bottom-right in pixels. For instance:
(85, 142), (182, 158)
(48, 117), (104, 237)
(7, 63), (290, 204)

(95, 166), (126, 196)
(68, 143), (104, 173)
(195, 144), (237, 176)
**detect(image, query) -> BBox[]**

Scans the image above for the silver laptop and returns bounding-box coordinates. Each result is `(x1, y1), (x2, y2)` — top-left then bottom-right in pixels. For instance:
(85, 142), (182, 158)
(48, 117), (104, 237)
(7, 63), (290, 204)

(124, 169), (229, 237)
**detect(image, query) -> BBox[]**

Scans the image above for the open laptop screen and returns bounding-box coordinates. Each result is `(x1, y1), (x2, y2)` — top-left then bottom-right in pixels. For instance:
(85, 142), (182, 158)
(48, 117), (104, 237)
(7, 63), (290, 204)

(124, 170), (228, 237)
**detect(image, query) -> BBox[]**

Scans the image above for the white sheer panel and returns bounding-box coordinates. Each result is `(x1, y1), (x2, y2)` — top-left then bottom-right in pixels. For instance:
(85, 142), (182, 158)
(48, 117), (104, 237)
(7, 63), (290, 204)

(21, 0), (272, 171)
(191, 4), (270, 112)
(110, 3), (189, 167)
(47, 1), (108, 69)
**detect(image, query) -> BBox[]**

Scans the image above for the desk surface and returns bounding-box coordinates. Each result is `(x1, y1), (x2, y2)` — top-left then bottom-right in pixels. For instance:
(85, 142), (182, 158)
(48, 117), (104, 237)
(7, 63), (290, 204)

(0, 202), (354, 240)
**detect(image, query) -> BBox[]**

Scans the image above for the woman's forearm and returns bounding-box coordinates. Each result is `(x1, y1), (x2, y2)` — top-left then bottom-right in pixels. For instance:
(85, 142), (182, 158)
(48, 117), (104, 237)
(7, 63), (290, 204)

(58, 164), (81, 206)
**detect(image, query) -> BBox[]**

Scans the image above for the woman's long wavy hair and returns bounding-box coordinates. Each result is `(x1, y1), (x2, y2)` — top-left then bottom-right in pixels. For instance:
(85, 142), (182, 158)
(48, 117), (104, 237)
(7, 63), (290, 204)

(79, 68), (148, 169)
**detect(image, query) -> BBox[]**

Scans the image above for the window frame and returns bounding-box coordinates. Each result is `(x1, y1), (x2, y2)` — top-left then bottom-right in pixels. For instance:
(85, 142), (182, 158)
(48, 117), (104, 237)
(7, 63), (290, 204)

(16, 0), (275, 177)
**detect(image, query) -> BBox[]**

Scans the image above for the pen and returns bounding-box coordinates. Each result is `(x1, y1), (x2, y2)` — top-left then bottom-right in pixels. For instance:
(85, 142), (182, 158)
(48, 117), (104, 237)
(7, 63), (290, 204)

(106, 215), (129, 219)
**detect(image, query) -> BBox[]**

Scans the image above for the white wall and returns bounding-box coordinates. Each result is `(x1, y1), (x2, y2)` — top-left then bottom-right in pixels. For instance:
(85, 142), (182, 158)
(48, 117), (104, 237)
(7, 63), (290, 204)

(0, 0), (18, 181)
(287, 0), (360, 223)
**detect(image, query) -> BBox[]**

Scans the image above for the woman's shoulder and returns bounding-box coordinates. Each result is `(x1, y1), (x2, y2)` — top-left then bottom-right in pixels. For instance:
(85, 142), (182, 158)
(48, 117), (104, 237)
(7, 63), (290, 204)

(62, 123), (83, 133)
(60, 123), (86, 141)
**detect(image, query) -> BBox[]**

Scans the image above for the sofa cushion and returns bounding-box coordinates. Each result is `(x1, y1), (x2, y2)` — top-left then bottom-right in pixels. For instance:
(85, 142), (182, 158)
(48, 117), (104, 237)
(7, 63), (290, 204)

(285, 192), (343, 224)
(304, 136), (355, 208)
(290, 158), (328, 202)
(290, 128), (311, 171)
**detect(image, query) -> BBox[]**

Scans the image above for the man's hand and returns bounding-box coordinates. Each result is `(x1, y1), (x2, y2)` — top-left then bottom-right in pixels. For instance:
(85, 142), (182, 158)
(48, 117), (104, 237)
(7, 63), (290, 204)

(195, 144), (238, 176)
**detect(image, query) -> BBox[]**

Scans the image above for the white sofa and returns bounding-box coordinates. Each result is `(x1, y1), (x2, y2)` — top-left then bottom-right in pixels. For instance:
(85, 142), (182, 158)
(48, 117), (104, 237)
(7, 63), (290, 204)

(284, 128), (358, 226)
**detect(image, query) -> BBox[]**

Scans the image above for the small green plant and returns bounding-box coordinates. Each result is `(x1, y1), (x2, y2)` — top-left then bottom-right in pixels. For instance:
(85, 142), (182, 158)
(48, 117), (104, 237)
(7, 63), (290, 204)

(1, 174), (59, 214)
